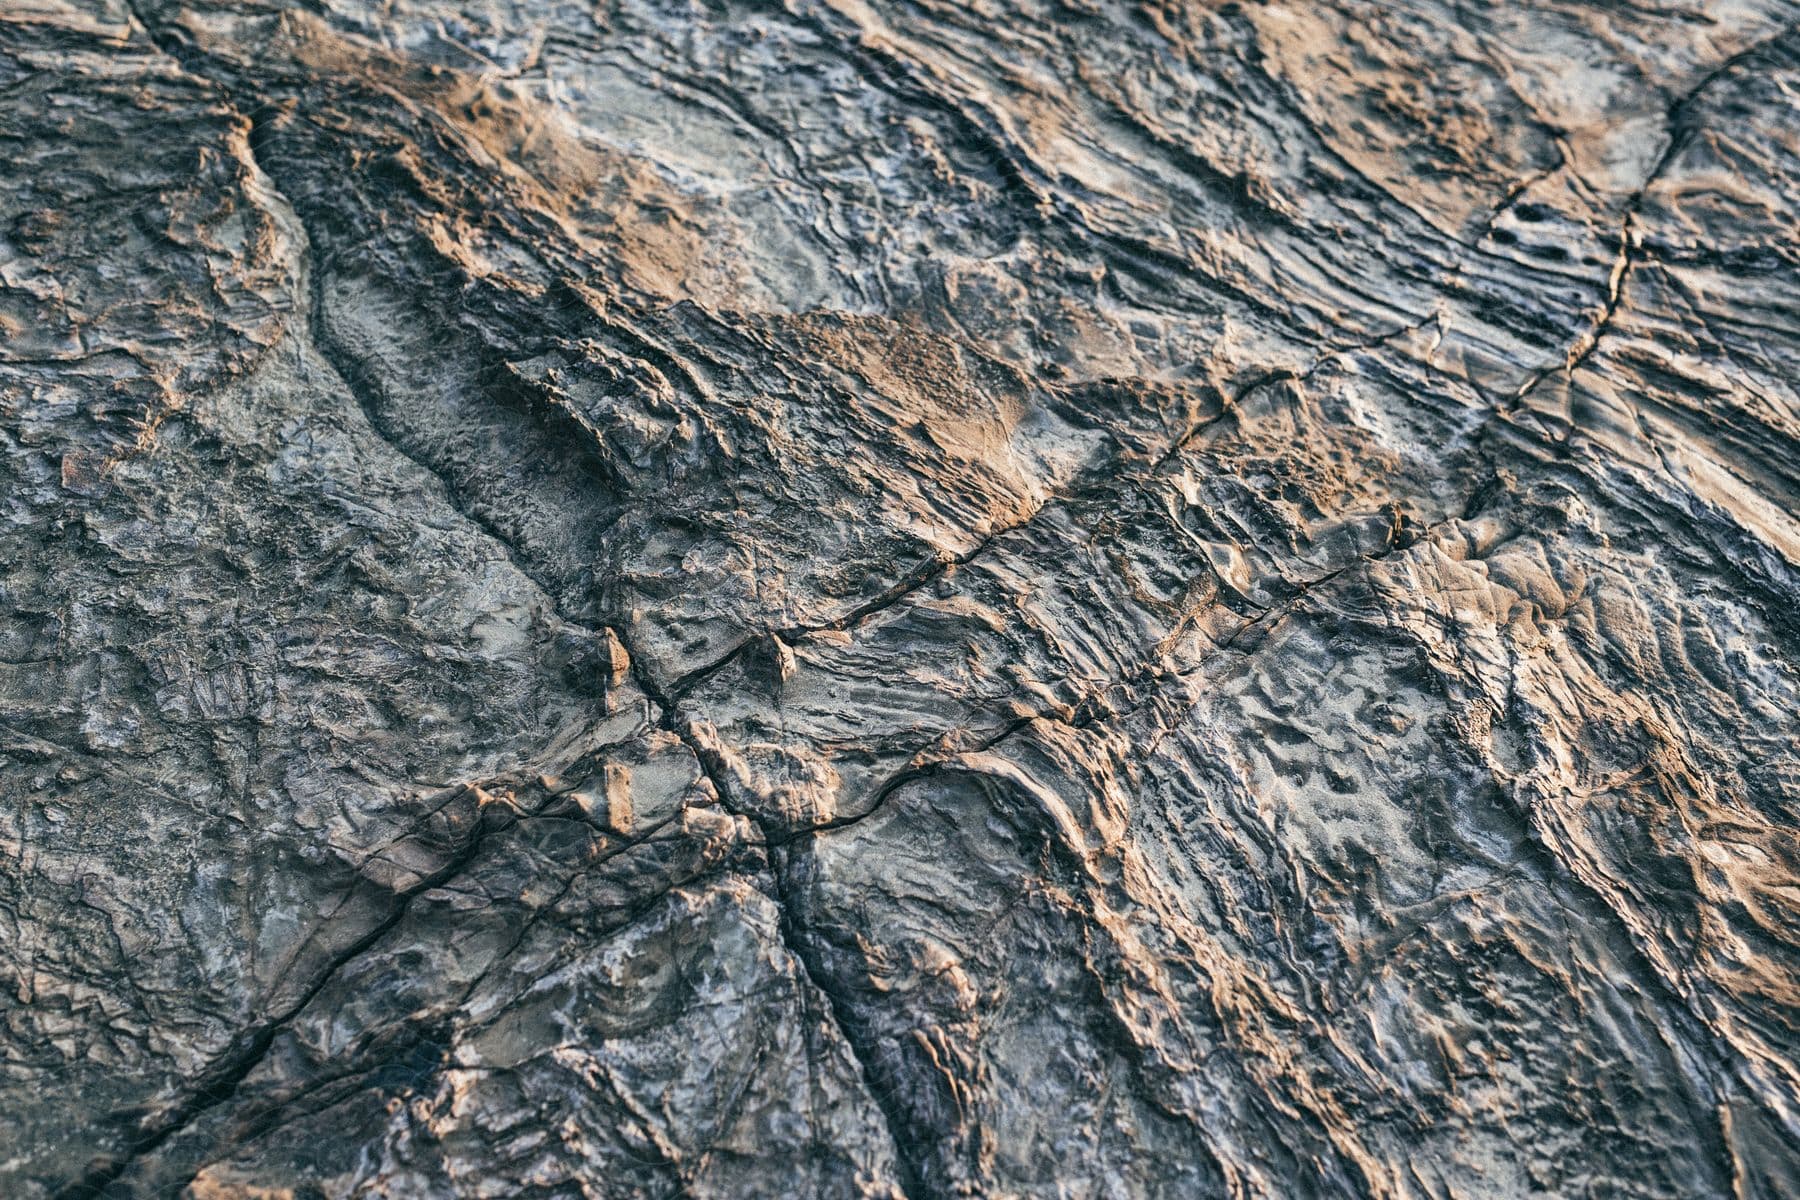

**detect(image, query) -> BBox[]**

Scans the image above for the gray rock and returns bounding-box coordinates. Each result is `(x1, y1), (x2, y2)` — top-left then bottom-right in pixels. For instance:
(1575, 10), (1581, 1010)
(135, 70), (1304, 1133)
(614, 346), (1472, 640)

(2, 0), (1798, 1196)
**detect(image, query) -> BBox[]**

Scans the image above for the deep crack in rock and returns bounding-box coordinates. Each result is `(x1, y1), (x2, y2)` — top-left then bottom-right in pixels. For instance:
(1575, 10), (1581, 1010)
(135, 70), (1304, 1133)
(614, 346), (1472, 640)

(4, 1), (1800, 1197)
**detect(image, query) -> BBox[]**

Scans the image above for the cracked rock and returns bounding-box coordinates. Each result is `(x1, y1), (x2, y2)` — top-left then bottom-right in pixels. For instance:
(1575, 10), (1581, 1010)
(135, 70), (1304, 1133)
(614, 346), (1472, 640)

(3, 1), (1799, 1198)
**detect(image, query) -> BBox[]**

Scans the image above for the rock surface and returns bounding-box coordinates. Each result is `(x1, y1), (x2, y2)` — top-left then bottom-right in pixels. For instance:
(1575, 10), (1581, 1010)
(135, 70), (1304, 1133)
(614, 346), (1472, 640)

(4, 1), (1800, 1196)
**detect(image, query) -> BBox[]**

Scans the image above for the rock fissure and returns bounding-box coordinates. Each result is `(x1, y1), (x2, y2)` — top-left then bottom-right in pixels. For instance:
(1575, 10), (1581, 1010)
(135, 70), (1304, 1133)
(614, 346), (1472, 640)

(7, 2), (1800, 1196)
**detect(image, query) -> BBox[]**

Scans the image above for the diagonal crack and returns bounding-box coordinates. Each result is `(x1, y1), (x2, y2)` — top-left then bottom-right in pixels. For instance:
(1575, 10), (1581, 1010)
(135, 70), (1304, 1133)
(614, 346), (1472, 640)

(162, 809), (726, 1197)
(51, 796), (524, 1200)
(41, 60), (630, 1192)
(606, 619), (934, 1200)
(1514, 22), (1799, 407)
(236, 107), (613, 652)
(250, 110), (861, 1196)
(662, 320), (1442, 706)
(778, 485), (1496, 848)
(764, 848), (936, 1200)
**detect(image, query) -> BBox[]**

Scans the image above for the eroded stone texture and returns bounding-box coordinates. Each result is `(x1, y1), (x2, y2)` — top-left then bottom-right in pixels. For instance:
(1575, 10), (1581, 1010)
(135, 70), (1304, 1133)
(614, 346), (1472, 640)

(2, 1), (1798, 1197)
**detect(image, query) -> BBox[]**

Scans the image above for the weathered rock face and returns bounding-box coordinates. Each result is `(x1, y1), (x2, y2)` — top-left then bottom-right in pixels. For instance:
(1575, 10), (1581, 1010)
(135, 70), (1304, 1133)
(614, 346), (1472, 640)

(4, 0), (1799, 1196)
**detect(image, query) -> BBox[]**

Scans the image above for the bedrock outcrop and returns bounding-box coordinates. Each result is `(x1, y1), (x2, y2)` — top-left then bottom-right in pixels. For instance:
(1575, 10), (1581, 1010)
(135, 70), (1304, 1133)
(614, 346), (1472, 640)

(3, 1), (1799, 1196)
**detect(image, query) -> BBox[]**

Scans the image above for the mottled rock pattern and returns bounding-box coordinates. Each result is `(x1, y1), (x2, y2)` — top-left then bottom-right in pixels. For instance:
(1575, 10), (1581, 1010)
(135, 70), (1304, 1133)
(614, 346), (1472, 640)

(3, 1), (1800, 1196)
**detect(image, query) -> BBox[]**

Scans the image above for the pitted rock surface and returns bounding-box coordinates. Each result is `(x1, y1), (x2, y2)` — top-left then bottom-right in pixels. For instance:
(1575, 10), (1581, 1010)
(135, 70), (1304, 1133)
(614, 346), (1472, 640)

(3, 2), (1799, 1197)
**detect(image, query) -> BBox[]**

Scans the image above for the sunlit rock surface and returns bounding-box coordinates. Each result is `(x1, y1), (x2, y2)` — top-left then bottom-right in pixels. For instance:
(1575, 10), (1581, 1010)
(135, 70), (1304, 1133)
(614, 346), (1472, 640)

(3, 1), (1799, 1196)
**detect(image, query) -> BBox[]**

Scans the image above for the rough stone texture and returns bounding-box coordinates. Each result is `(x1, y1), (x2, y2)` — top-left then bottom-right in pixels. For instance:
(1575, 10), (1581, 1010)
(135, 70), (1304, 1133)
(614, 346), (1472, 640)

(3, 1), (1799, 1197)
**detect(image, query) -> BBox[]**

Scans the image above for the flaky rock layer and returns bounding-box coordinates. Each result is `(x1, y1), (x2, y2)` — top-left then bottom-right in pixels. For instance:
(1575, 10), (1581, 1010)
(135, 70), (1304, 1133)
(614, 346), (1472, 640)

(3, 1), (1799, 1197)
